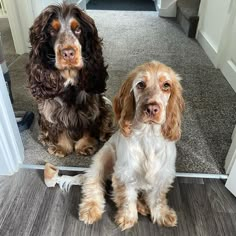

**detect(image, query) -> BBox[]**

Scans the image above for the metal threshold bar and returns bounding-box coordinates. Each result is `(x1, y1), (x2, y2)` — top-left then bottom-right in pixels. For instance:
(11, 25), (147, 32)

(20, 164), (228, 179)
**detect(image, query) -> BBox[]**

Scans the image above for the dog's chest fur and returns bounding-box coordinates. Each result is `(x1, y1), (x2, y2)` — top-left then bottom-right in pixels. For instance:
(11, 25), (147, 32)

(111, 125), (176, 190)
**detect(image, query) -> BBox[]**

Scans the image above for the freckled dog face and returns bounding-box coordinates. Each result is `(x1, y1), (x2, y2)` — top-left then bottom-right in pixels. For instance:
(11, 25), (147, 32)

(48, 17), (83, 70)
(132, 63), (173, 124)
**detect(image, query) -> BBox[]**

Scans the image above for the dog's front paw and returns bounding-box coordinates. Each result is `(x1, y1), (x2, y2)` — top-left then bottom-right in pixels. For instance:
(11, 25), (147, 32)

(38, 133), (51, 147)
(75, 145), (97, 156)
(115, 209), (138, 231)
(79, 201), (103, 224)
(47, 146), (67, 158)
(153, 208), (177, 227)
(75, 136), (98, 156)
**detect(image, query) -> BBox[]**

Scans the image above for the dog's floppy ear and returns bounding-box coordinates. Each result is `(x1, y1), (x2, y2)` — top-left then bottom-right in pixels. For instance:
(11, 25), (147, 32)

(27, 5), (64, 100)
(72, 5), (108, 93)
(29, 5), (57, 58)
(113, 74), (136, 137)
(161, 73), (185, 141)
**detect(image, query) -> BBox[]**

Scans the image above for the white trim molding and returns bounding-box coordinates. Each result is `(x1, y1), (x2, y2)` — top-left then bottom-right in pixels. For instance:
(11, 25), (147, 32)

(225, 125), (236, 174)
(221, 59), (236, 93)
(196, 31), (218, 67)
(0, 68), (24, 175)
(225, 159), (236, 196)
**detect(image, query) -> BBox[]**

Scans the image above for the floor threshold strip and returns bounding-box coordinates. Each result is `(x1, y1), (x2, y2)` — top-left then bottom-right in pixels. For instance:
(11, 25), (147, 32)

(20, 164), (228, 179)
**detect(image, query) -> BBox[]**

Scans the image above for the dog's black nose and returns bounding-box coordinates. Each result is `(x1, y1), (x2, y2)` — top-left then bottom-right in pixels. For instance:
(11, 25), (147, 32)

(145, 103), (160, 116)
(61, 48), (75, 60)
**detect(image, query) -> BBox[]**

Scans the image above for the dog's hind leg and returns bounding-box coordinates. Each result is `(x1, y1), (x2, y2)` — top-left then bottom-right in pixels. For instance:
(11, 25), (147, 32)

(99, 102), (116, 142)
(79, 142), (115, 224)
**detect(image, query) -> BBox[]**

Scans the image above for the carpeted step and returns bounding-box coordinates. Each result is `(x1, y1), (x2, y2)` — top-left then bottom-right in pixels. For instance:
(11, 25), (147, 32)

(176, 0), (200, 38)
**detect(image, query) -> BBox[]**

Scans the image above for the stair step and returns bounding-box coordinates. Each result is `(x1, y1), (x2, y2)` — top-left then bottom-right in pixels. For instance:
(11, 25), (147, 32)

(176, 0), (201, 38)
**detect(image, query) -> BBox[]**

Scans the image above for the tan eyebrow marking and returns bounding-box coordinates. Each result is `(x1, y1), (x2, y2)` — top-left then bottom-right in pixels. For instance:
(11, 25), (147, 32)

(159, 76), (169, 83)
(70, 19), (80, 30)
(51, 19), (61, 31)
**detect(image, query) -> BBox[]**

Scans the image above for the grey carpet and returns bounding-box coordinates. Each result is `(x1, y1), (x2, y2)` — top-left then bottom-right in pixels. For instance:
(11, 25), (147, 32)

(5, 11), (236, 173)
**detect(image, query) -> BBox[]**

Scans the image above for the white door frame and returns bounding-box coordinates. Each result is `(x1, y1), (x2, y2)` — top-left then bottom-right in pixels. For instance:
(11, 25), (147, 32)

(2, 0), (236, 188)
(3, 0), (27, 54)
(225, 126), (236, 174)
(225, 159), (236, 196)
(0, 68), (24, 175)
(218, 0), (236, 93)
(225, 126), (236, 195)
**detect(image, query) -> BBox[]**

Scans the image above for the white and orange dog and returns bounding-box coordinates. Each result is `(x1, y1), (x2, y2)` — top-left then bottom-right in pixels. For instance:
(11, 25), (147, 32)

(78, 61), (184, 230)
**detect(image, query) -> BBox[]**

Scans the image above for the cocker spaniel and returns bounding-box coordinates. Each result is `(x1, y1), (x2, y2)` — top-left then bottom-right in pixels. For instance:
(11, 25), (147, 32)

(26, 3), (114, 157)
(79, 61), (184, 230)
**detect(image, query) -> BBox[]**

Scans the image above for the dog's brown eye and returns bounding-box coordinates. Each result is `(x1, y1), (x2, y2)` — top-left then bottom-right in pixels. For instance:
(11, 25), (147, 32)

(137, 81), (146, 89)
(163, 82), (171, 91)
(49, 28), (57, 37)
(74, 27), (81, 35)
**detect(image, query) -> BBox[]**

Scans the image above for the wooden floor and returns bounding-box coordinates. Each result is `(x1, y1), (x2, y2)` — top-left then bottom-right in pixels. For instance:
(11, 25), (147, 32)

(0, 169), (236, 236)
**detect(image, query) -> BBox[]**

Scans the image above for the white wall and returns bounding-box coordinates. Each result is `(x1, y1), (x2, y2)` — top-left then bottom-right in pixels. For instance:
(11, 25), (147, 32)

(197, 0), (231, 66)
(197, 0), (236, 93)
(0, 0), (7, 17)
(17, 0), (35, 53)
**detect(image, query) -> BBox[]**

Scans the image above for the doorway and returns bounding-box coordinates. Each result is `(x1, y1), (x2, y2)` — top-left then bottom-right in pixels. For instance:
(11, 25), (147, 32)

(1, 0), (236, 182)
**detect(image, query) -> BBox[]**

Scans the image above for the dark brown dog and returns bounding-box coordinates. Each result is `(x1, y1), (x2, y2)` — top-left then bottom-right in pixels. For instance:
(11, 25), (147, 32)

(27, 3), (114, 157)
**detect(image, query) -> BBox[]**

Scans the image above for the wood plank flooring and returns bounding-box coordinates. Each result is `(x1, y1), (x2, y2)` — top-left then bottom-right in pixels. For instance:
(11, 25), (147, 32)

(0, 169), (236, 236)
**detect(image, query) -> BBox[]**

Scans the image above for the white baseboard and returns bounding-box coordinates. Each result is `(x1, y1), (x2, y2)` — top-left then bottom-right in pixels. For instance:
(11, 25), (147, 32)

(196, 31), (218, 67)
(221, 60), (236, 93)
